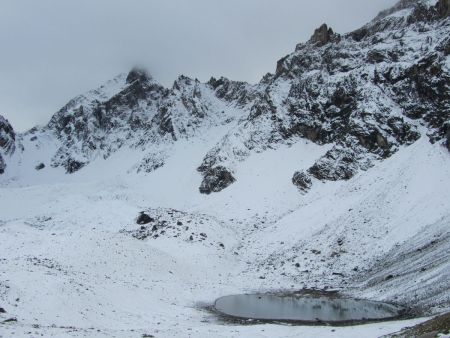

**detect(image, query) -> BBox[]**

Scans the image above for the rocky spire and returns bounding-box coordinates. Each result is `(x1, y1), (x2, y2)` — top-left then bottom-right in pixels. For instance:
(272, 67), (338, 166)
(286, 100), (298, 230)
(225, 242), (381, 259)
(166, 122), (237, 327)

(309, 24), (337, 47)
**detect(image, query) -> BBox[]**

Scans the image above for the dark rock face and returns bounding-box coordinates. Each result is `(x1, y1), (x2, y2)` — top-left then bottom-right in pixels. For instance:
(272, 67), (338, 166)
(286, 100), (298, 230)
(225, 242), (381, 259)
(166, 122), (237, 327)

(292, 171), (312, 191)
(367, 50), (386, 64)
(0, 156), (4, 175)
(126, 67), (152, 84)
(0, 116), (15, 153)
(208, 77), (258, 106)
(0, 115), (16, 174)
(308, 147), (364, 181)
(46, 70), (167, 174)
(64, 159), (85, 174)
(444, 122), (450, 151)
(437, 0), (450, 17)
(199, 166), (235, 194)
(136, 212), (154, 225)
(309, 24), (338, 47)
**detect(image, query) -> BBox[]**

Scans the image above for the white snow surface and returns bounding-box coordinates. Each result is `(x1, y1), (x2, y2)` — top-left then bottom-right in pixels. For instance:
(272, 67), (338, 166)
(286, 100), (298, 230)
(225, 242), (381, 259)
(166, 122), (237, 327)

(1, 128), (449, 337)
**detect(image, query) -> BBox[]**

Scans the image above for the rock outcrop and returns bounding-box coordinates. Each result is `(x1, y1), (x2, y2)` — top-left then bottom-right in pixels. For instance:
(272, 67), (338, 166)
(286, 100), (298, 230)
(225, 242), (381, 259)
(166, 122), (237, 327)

(198, 166), (236, 194)
(437, 0), (450, 17)
(0, 115), (16, 174)
(198, 0), (448, 193)
(308, 24), (339, 47)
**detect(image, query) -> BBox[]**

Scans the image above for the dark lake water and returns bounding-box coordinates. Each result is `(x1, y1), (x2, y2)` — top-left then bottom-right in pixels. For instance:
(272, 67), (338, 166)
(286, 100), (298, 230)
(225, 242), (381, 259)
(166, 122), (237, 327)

(214, 294), (403, 323)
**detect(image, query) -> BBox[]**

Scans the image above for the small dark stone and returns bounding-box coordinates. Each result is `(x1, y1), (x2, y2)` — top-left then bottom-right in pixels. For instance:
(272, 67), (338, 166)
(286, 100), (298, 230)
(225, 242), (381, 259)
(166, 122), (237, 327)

(3, 317), (17, 323)
(295, 263), (300, 268)
(0, 307), (6, 313)
(189, 235), (194, 241)
(332, 272), (344, 277)
(177, 221), (183, 226)
(385, 274), (394, 280)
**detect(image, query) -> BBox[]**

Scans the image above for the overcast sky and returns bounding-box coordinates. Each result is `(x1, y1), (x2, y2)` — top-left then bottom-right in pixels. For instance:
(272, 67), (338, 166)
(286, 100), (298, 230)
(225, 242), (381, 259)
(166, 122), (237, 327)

(0, 0), (397, 131)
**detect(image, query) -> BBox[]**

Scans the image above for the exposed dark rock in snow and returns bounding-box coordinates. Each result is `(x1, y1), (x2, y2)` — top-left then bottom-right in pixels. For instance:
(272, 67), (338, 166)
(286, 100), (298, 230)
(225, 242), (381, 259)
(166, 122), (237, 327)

(199, 166), (236, 194)
(35, 163), (45, 170)
(136, 212), (154, 225)
(445, 123), (450, 151)
(126, 67), (152, 84)
(292, 171), (312, 191)
(437, 0), (450, 17)
(308, 24), (339, 47)
(0, 156), (5, 175)
(0, 115), (16, 174)
(0, 116), (15, 153)
(63, 159), (85, 174)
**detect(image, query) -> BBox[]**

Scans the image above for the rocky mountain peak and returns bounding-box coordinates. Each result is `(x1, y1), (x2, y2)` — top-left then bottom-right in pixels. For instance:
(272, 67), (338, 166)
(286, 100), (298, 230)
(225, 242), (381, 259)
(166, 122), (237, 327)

(1, 0), (448, 192)
(374, 0), (449, 22)
(308, 23), (338, 47)
(126, 67), (152, 84)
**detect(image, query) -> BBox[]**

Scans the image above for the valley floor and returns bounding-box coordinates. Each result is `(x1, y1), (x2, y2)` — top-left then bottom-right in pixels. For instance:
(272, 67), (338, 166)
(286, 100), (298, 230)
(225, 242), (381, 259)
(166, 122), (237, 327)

(1, 137), (449, 337)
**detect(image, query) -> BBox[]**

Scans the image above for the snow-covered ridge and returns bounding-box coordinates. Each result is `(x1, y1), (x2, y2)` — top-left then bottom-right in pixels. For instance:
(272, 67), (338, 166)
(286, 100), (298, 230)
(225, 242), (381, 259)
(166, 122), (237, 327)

(0, 0), (449, 195)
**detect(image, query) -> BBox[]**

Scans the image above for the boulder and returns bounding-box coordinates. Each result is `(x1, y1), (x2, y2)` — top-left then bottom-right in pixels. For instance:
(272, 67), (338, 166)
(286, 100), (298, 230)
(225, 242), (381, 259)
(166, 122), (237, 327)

(35, 163), (45, 170)
(199, 166), (235, 194)
(292, 171), (312, 191)
(136, 212), (154, 225)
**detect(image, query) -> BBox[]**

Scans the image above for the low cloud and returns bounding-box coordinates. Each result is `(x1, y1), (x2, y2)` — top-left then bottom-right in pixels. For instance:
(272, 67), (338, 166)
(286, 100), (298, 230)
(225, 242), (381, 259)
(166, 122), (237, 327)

(0, 0), (397, 131)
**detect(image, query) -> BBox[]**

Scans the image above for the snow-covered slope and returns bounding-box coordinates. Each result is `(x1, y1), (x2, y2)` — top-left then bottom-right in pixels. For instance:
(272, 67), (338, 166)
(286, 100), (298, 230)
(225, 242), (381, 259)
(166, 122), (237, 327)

(0, 0), (449, 337)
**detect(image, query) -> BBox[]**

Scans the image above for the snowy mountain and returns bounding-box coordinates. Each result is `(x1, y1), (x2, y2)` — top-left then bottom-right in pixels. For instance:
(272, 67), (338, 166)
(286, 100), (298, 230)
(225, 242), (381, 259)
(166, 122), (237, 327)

(2, 0), (449, 195)
(0, 0), (449, 337)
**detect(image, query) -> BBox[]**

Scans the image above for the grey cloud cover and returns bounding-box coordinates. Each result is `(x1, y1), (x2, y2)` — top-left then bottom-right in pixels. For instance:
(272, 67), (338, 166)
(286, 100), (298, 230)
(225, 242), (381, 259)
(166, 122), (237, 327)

(0, 0), (397, 131)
